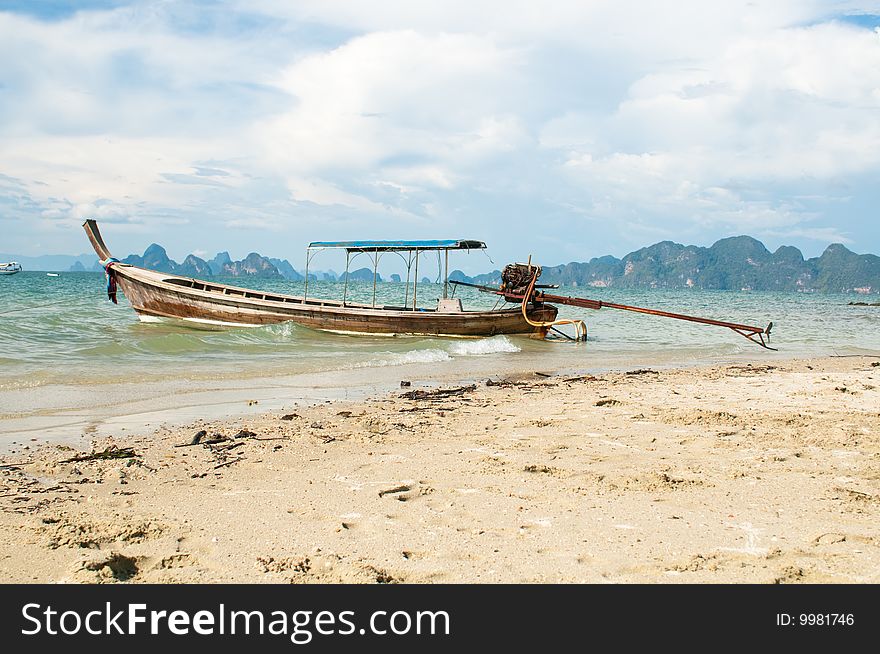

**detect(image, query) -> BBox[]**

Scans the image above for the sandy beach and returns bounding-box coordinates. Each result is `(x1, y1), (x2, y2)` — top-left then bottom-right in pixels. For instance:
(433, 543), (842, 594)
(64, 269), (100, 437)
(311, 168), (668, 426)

(1, 355), (878, 584)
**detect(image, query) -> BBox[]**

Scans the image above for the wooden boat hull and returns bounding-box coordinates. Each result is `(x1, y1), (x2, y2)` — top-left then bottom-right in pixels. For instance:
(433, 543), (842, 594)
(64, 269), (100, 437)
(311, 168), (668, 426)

(111, 264), (557, 336)
(82, 221), (557, 337)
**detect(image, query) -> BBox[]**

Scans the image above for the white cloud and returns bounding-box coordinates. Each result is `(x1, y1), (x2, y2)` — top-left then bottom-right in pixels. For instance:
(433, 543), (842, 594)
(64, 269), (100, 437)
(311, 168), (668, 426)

(764, 226), (854, 244)
(2, 1), (880, 259)
(241, 0), (833, 61)
(255, 31), (524, 176)
(543, 20), (880, 247)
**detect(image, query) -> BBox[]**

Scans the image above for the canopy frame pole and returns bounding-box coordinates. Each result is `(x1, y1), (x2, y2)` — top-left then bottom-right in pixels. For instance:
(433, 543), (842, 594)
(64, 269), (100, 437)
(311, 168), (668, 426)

(443, 249), (449, 299)
(413, 250), (420, 311)
(304, 248), (313, 303)
(342, 250), (350, 306)
(404, 252), (412, 309)
(371, 250), (381, 308)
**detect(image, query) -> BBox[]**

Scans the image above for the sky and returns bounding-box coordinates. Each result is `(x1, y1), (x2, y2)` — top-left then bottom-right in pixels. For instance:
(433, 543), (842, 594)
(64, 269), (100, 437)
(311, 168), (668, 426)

(1, 0), (880, 273)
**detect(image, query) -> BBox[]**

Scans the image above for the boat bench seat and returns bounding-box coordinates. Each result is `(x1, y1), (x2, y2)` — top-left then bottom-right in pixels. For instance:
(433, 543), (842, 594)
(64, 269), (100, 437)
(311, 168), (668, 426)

(436, 298), (463, 313)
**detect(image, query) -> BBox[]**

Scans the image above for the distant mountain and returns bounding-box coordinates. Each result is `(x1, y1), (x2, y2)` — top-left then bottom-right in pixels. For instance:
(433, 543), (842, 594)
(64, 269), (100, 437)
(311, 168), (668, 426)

(118, 245), (282, 279)
(122, 243), (177, 273)
(177, 254), (213, 278)
(449, 268), (503, 285)
(70, 259), (104, 272)
(452, 237), (879, 294)
(268, 258), (304, 281)
(207, 252), (232, 276)
(814, 243), (880, 293)
(298, 268), (338, 281)
(474, 270), (503, 285)
(341, 267), (382, 282)
(8, 235), (879, 293)
(220, 253), (282, 278)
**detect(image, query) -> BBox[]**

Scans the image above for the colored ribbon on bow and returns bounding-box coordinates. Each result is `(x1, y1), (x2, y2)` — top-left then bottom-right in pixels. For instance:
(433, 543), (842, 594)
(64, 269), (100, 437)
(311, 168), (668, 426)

(100, 257), (120, 304)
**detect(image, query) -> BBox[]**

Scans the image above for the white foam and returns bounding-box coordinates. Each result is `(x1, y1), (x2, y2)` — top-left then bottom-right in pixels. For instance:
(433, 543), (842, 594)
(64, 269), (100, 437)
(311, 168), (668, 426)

(355, 348), (452, 368)
(447, 335), (520, 356)
(343, 335), (518, 371)
(263, 322), (295, 339)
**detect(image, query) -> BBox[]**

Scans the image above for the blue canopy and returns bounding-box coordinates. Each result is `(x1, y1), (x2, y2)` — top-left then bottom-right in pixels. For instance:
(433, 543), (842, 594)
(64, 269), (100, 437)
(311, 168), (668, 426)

(307, 239), (485, 252)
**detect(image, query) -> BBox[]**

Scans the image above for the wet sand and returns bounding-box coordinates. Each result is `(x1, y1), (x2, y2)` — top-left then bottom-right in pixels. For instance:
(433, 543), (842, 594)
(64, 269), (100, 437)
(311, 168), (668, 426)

(1, 356), (878, 583)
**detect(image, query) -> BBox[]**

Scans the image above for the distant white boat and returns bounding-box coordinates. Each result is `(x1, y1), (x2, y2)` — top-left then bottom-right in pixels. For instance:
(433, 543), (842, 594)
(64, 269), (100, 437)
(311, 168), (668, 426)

(0, 262), (22, 275)
(47, 273), (60, 277)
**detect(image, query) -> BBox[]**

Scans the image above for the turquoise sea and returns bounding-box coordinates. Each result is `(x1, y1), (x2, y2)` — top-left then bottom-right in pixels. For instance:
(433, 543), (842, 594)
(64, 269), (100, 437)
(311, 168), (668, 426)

(2, 270), (879, 386)
(1, 270), (878, 446)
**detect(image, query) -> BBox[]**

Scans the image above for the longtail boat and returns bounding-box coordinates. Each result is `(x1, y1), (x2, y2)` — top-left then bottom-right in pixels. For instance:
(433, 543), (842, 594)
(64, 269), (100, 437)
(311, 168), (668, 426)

(83, 220), (774, 347)
(83, 220), (557, 337)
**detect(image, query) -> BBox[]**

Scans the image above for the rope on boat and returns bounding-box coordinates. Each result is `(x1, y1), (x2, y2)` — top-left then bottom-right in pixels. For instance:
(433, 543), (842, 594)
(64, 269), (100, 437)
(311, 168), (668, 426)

(519, 272), (587, 341)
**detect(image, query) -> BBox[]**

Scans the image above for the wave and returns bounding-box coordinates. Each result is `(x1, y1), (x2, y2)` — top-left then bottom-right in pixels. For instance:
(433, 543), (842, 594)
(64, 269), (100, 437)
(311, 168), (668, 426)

(348, 335), (520, 371)
(447, 335), (520, 356)
(259, 322), (297, 340)
(353, 348), (452, 368)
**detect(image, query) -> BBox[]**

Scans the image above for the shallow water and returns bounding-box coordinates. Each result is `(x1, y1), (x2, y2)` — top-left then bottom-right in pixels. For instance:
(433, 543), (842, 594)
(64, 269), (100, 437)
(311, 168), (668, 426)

(1, 271), (877, 445)
(1, 271), (878, 386)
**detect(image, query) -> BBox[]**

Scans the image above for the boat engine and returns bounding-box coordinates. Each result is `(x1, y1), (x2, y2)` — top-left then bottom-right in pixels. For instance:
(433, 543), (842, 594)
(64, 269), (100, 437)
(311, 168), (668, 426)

(500, 262), (542, 298)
